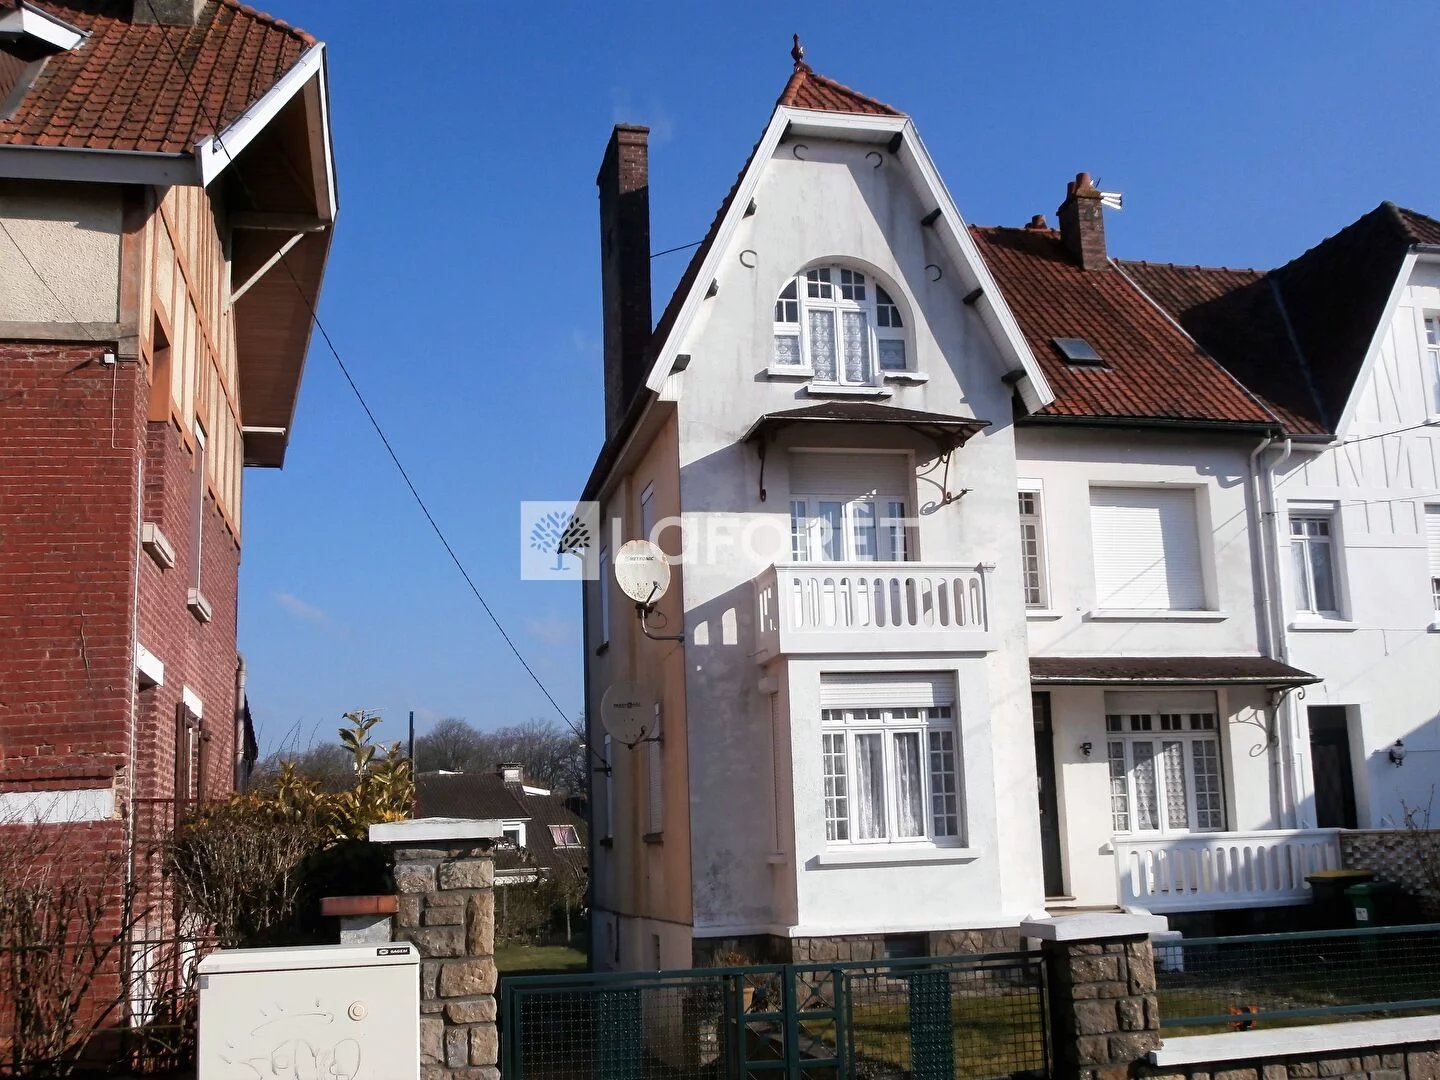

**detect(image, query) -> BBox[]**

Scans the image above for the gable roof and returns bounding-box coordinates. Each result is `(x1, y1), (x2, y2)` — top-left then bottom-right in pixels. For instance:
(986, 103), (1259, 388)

(777, 61), (903, 117)
(1120, 202), (1440, 436)
(415, 772), (530, 821)
(2, 0), (313, 154)
(971, 225), (1277, 429)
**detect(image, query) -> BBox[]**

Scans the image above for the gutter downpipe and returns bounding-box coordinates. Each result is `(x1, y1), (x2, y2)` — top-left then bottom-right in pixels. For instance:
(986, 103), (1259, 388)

(234, 654), (248, 791)
(1252, 434), (1300, 826)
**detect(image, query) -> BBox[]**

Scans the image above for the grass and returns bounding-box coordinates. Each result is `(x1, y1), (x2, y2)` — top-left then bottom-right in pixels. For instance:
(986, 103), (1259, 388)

(495, 943), (588, 976)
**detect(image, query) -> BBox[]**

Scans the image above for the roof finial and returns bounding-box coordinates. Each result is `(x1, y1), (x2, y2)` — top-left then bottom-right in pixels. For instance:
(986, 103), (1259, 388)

(791, 33), (806, 70)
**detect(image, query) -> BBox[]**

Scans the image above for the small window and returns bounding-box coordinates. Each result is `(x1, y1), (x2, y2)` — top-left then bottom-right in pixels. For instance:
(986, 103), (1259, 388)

(1425, 505), (1440, 615)
(501, 825), (525, 849)
(1018, 490), (1049, 608)
(1425, 315), (1440, 414)
(1290, 513), (1339, 615)
(549, 824), (581, 847)
(1090, 487), (1207, 611)
(1053, 337), (1104, 366)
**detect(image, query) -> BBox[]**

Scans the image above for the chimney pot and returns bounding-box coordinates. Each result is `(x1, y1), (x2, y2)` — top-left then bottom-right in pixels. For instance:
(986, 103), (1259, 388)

(597, 125), (653, 437)
(1026, 214), (1049, 231)
(1057, 169), (1108, 270)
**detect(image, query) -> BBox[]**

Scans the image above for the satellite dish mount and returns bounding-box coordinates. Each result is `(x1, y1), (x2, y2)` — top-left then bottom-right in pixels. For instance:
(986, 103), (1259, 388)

(600, 681), (660, 750)
(614, 539), (684, 642)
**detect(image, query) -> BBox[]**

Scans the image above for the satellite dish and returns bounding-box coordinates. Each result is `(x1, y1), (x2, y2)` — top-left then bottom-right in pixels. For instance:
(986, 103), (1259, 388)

(600, 680), (656, 747)
(615, 540), (671, 606)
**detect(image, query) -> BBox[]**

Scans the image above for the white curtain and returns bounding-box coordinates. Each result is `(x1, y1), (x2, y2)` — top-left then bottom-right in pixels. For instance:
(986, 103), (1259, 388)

(854, 734), (886, 839)
(893, 732), (924, 837)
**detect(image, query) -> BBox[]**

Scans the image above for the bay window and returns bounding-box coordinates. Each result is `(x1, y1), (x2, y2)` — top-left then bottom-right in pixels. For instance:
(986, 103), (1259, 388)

(772, 265), (909, 383)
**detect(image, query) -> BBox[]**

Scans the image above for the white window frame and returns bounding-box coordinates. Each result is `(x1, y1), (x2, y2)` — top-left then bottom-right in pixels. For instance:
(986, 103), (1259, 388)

(500, 821), (527, 849)
(1105, 711), (1226, 835)
(1289, 509), (1343, 618)
(1425, 504), (1440, 619)
(1088, 485), (1211, 613)
(596, 545), (611, 648)
(1424, 313), (1440, 418)
(771, 265), (911, 384)
(790, 494), (908, 563)
(820, 704), (964, 847)
(549, 824), (582, 848)
(1017, 481), (1050, 610)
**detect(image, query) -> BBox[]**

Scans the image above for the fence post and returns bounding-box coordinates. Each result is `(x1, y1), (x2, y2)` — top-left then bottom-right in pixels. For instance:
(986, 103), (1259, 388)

(371, 819), (501, 1080)
(1022, 913), (1167, 1080)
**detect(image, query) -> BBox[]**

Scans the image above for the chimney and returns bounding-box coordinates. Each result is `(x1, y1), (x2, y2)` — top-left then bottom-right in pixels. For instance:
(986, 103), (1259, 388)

(1056, 172), (1107, 270)
(133, 0), (205, 24)
(597, 124), (652, 437)
(498, 763), (523, 784)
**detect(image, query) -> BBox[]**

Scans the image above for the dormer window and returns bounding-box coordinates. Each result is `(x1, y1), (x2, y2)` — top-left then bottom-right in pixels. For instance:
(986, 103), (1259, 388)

(772, 266), (908, 385)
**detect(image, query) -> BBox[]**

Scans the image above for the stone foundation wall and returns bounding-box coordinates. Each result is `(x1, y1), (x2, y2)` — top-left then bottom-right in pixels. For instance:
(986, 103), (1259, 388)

(1139, 1042), (1440, 1080)
(692, 925), (1023, 967)
(391, 842), (499, 1080)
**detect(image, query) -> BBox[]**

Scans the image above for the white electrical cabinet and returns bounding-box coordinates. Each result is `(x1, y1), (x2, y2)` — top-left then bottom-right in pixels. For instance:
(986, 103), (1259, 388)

(197, 941), (419, 1080)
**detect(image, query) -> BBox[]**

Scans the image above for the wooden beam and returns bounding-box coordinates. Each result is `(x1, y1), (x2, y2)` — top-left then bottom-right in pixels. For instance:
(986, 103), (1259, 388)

(230, 233), (305, 302)
(231, 212), (329, 233)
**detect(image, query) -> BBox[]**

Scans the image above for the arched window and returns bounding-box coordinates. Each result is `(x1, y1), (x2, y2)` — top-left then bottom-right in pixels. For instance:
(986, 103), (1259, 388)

(773, 266), (908, 385)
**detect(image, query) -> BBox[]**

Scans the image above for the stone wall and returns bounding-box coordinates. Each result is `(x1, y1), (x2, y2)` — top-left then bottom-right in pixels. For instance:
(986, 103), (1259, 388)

(390, 840), (499, 1080)
(694, 925), (1024, 966)
(1341, 831), (1440, 917)
(1139, 1042), (1440, 1080)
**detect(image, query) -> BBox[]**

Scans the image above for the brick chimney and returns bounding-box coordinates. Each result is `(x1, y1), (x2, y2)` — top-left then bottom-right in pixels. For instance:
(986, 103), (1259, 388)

(1056, 172), (1107, 270)
(133, 0), (205, 24)
(597, 125), (652, 438)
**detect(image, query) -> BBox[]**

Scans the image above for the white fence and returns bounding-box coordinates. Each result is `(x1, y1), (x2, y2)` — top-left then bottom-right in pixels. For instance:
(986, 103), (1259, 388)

(1114, 829), (1343, 912)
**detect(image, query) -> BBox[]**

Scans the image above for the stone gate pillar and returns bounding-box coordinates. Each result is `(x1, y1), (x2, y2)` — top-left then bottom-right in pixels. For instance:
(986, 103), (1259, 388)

(371, 818), (502, 1080)
(1022, 913), (1168, 1080)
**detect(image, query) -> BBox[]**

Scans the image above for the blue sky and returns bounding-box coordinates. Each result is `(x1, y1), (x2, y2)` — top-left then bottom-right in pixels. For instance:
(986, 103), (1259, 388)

(240, 1), (1440, 753)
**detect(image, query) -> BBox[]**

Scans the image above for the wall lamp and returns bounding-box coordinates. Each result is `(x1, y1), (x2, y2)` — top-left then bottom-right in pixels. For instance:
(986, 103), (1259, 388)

(1080, 741), (1094, 759)
(1388, 739), (1407, 767)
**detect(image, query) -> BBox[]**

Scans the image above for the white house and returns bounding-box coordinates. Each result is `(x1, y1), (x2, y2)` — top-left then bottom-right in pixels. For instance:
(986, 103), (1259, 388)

(578, 51), (1439, 970)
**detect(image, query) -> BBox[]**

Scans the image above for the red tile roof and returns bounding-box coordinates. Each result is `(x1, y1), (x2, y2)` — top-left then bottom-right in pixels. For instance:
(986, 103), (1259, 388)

(971, 225), (1277, 428)
(777, 62), (903, 117)
(2, 0), (313, 154)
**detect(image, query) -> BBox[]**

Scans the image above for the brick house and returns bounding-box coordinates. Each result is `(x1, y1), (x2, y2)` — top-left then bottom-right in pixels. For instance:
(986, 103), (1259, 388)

(0, 0), (334, 857)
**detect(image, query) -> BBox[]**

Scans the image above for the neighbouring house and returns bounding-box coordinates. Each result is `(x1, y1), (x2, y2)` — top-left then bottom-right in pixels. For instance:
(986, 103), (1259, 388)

(579, 46), (1440, 970)
(415, 764), (587, 885)
(0, 0), (334, 857)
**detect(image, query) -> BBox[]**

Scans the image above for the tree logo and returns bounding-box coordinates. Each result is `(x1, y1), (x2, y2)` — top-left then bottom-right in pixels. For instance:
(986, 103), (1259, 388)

(520, 501), (601, 581)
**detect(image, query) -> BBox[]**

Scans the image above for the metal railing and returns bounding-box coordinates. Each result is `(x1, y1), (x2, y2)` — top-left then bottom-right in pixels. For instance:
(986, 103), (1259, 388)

(1154, 922), (1440, 1031)
(1113, 829), (1342, 912)
(755, 562), (992, 661)
(502, 951), (1047, 1080)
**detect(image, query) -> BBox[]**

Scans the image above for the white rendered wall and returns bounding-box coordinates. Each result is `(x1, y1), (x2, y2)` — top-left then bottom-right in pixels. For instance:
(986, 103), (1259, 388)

(0, 181), (121, 322)
(1275, 260), (1440, 828)
(669, 137), (1045, 940)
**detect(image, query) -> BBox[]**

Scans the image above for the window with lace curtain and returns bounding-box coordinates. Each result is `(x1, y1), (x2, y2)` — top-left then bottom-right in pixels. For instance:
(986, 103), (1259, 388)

(1105, 711), (1225, 834)
(772, 266), (909, 384)
(820, 705), (962, 845)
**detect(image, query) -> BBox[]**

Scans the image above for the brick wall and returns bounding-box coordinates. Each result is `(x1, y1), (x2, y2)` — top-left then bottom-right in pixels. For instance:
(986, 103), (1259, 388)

(0, 343), (139, 795)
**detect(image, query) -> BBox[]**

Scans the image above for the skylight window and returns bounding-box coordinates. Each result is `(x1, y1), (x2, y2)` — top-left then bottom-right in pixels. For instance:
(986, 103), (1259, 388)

(1053, 337), (1104, 366)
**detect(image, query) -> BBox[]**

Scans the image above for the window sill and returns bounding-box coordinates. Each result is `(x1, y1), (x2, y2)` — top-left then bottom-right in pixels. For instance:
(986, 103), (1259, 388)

(803, 384), (893, 399)
(766, 365), (815, 380)
(1085, 609), (1227, 622)
(140, 521), (175, 570)
(1288, 617), (1357, 632)
(642, 832), (664, 845)
(186, 588), (213, 624)
(813, 846), (980, 868)
(881, 371), (929, 384)
(1026, 608), (1063, 621)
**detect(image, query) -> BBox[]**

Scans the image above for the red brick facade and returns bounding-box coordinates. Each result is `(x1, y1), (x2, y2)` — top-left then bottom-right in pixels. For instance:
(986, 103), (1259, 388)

(0, 338), (241, 817)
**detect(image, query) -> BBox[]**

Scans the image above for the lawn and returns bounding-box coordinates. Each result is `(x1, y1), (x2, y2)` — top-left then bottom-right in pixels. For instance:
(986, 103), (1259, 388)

(495, 943), (588, 976)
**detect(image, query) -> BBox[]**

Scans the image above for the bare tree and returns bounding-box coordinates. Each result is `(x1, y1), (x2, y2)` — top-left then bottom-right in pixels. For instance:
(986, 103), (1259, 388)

(414, 717), (586, 794)
(414, 717), (489, 773)
(251, 742), (355, 791)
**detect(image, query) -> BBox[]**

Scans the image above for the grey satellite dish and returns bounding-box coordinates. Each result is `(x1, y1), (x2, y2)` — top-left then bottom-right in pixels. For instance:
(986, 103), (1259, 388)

(615, 539), (671, 607)
(600, 680), (656, 748)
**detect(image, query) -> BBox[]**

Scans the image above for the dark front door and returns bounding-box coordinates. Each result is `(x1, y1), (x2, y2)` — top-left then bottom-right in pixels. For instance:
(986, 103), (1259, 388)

(1308, 705), (1358, 829)
(1032, 692), (1066, 897)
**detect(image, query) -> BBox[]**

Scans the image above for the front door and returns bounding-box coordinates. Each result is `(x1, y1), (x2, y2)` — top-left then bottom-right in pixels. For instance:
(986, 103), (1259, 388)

(1032, 692), (1066, 897)
(1308, 706), (1358, 828)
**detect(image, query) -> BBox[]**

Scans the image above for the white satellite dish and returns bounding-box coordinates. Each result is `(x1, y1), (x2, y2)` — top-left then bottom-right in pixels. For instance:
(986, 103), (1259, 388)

(615, 539), (671, 606)
(600, 680), (657, 748)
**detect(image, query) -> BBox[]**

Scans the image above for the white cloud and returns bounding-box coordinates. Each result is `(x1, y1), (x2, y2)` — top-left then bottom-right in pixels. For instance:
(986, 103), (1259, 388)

(274, 591), (331, 625)
(610, 88), (677, 146)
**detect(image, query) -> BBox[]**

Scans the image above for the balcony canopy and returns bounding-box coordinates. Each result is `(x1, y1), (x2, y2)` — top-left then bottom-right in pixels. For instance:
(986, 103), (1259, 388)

(743, 402), (991, 453)
(1030, 656), (1320, 689)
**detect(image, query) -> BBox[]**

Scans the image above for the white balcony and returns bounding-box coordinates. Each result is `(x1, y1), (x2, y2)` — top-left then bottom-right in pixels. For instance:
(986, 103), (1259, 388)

(1113, 829), (1343, 913)
(754, 562), (993, 661)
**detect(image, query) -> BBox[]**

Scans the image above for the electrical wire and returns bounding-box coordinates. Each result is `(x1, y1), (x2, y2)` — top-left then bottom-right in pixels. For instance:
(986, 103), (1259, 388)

(650, 239), (703, 259)
(143, 2), (592, 755)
